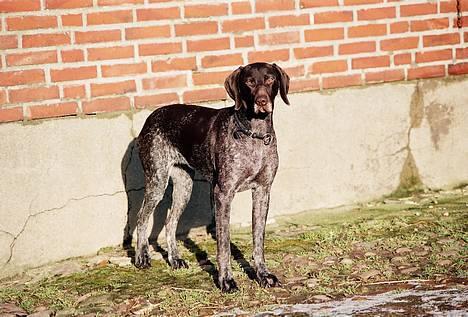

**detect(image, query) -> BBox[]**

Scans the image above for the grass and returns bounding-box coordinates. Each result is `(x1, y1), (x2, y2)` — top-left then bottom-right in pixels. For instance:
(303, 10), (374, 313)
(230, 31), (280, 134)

(0, 191), (467, 316)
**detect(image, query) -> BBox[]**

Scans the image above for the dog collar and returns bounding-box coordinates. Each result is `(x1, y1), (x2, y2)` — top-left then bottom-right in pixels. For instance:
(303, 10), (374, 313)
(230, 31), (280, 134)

(232, 111), (273, 146)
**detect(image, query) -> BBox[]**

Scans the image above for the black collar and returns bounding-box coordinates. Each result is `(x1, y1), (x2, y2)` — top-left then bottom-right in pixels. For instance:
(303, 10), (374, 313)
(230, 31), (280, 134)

(233, 111), (273, 145)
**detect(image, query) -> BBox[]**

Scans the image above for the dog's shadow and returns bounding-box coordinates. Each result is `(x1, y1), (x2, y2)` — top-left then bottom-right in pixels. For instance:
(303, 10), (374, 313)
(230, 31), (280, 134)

(121, 139), (256, 285)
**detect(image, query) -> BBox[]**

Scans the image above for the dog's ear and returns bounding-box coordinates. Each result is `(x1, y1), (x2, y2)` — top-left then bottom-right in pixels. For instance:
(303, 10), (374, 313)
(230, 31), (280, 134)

(225, 66), (244, 110)
(272, 63), (290, 105)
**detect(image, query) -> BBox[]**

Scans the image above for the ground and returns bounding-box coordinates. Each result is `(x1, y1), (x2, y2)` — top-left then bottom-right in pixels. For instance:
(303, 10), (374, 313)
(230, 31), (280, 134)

(0, 188), (467, 316)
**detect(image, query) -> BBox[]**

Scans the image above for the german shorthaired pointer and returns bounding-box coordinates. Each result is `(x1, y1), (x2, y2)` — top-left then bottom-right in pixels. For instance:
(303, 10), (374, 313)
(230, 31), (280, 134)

(135, 62), (290, 292)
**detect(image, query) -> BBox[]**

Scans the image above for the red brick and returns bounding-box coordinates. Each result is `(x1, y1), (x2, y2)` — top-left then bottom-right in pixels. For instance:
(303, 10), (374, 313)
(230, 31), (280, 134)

(423, 33), (460, 47)
(61, 49), (84, 63)
(390, 21), (409, 34)
(269, 14), (310, 28)
(63, 85), (86, 99)
(256, 0), (295, 12)
(183, 88), (226, 104)
(284, 65), (306, 77)
(259, 31), (300, 46)
(352, 56), (390, 69)
(98, 0), (144, 5)
(344, 0), (382, 4)
(134, 93), (179, 109)
(357, 7), (395, 20)
(231, 1), (252, 14)
(290, 78), (320, 93)
(323, 74), (362, 89)
(51, 66), (97, 82)
(152, 57), (197, 72)
(339, 41), (376, 55)
(348, 24), (386, 38)
(139, 42), (182, 56)
(7, 16), (57, 31)
(75, 30), (121, 44)
(0, 108), (23, 123)
(23, 33), (71, 48)
(0, 35), (18, 50)
(193, 71), (231, 86)
(143, 75), (187, 90)
(394, 53), (412, 65)
(7, 51), (57, 66)
(0, 90), (6, 105)
(411, 18), (449, 32)
(305, 27), (344, 41)
(61, 14), (83, 27)
(28, 102), (78, 120)
(416, 49), (452, 63)
(175, 22), (218, 36)
(0, 0), (40, 12)
(83, 96), (130, 114)
(125, 25), (171, 40)
(300, 0), (338, 8)
(440, 0), (458, 13)
(202, 54), (244, 68)
(401, 3), (437, 17)
(235, 35), (254, 48)
(9, 86), (59, 103)
(137, 7), (180, 21)
(185, 4), (228, 18)
(46, 0), (92, 9)
(408, 65), (445, 80)
(102, 62), (147, 77)
(87, 10), (132, 25)
(223, 18), (265, 33)
(365, 69), (405, 83)
(91, 80), (136, 97)
(187, 38), (230, 52)
(456, 47), (468, 59)
(248, 49), (289, 63)
(0, 70), (44, 87)
(310, 60), (347, 74)
(88, 46), (134, 61)
(314, 11), (353, 24)
(448, 63), (468, 76)
(381, 37), (419, 51)
(294, 46), (334, 59)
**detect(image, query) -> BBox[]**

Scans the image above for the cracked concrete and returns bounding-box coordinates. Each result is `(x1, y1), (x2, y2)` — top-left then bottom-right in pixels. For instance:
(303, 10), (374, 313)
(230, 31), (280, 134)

(1, 78), (467, 276)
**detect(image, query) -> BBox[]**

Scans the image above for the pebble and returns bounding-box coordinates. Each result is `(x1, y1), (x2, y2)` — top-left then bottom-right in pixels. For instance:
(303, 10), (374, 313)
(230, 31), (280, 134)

(340, 258), (354, 265)
(437, 259), (452, 266)
(304, 278), (318, 288)
(311, 295), (331, 302)
(400, 267), (418, 274)
(443, 212), (449, 217)
(109, 256), (132, 267)
(27, 310), (54, 317)
(364, 252), (377, 257)
(395, 247), (412, 254)
(359, 269), (380, 281)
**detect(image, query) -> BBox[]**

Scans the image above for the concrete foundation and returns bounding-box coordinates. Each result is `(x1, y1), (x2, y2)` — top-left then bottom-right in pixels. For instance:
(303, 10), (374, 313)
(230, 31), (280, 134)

(1, 77), (467, 276)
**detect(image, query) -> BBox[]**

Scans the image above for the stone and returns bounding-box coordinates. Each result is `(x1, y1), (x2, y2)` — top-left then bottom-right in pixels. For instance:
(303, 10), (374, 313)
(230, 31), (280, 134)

(109, 256), (132, 267)
(395, 247), (411, 254)
(340, 258), (354, 265)
(400, 267), (418, 274)
(359, 269), (380, 281)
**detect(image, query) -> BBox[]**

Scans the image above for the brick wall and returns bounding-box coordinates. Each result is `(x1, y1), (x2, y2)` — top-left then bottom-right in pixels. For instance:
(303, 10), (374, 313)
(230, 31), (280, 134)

(0, 0), (467, 123)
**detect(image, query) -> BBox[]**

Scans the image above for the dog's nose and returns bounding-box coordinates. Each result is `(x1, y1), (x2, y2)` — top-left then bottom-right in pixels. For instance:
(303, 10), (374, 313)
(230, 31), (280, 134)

(255, 96), (268, 107)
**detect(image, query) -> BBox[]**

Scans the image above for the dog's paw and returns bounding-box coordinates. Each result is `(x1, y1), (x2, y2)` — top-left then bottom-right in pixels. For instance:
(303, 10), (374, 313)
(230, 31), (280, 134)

(170, 258), (189, 270)
(257, 272), (281, 288)
(219, 277), (239, 293)
(135, 248), (151, 269)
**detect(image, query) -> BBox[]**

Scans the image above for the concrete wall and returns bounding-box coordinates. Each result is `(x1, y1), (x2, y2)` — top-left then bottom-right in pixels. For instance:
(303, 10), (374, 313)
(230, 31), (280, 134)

(1, 76), (468, 276)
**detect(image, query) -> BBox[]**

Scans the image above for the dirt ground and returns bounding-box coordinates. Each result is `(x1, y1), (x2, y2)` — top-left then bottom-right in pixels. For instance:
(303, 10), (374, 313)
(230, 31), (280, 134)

(0, 188), (467, 316)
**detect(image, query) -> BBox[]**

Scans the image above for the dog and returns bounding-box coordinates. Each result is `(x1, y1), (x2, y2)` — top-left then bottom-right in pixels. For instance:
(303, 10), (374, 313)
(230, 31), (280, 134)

(135, 62), (290, 292)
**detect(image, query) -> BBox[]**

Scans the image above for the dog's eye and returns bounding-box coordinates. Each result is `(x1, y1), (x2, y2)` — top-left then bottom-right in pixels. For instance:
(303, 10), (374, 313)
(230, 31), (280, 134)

(265, 76), (275, 85)
(246, 78), (256, 86)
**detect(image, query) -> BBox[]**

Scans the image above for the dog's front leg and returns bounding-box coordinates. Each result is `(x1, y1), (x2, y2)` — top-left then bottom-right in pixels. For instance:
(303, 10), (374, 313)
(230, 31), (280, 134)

(213, 185), (238, 293)
(252, 186), (281, 288)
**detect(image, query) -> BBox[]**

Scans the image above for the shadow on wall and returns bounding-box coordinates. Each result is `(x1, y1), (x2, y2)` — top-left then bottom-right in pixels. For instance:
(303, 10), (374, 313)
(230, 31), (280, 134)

(120, 138), (214, 256)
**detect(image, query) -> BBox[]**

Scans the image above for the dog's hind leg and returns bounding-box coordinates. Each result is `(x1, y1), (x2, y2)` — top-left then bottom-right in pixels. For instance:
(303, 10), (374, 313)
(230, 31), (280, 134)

(166, 165), (193, 269)
(135, 168), (170, 269)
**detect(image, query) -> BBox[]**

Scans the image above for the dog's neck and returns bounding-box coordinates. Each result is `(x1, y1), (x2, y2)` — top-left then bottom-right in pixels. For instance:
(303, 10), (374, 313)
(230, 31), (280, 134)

(235, 108), (273, 134)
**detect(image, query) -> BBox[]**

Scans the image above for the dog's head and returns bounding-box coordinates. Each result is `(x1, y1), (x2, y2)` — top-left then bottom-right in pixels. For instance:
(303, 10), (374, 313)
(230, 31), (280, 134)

(225, 62), (290, 116)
